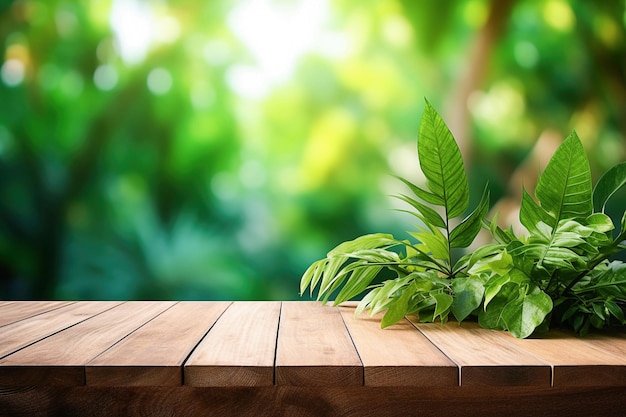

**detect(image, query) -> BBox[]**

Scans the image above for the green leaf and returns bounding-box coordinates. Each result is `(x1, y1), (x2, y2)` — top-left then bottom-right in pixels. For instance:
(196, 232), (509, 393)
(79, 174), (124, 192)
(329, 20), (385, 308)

(300, 258), (327, 295)
(431, 292), (453, 322)
(411, 225), (449, 260)
(535, 131), (592, 225)
(520, 188), (555, 232)
(593, 161), (626, 212)
(317, 255), (349, 301)
(487, 213), (516, 244)
(501, 288), (553, 338)
(418, 99), (469, 218)
(381, 285), (415, 328)
(468, 249), (513, 276)
(333, 264), (383, 304)
(605, 300), (625, 324)
(449, 187), (490, 248)
(394, 175), (444, 206)
(451, 276), (485, 321)
(585, 213), (615, 233)
(478, 285), (514, 330)
(483, 274), (512, 309)
(329, 233), (396, 256)
(394, 194), (446, 228)
(368, 275), (415, 316)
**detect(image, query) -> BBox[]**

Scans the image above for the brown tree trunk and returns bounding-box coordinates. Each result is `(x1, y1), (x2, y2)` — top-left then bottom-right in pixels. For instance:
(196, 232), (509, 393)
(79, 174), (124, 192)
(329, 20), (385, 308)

(445, 0), (518, 162)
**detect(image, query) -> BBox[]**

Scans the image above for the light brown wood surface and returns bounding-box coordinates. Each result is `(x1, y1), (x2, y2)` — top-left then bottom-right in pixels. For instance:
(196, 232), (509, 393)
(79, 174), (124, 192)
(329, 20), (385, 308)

(0, 301), (174, 385)
(411, 320), (551, 386)
(0, 301), (121, 359)
(339, 304), (458, 386)
(506, 329), (626, 386)
(1, 301), (625, 391)
(0, 301), (73, 327)
(86, 302), (231, 386)
(275, 302), (362, 386)
(185, 301), (280, 387)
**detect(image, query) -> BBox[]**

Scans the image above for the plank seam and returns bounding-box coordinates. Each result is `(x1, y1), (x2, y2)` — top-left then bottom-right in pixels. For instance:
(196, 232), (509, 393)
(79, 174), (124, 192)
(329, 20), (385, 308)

(272, 302), (283, 386)
(337, 305), (365, 386)
(0, 302), (123, 361)
(405, 317), (462, 386)
(86, 302), (180, 365)
(179, 301), (234, 386)
(0, 302), (78, 329)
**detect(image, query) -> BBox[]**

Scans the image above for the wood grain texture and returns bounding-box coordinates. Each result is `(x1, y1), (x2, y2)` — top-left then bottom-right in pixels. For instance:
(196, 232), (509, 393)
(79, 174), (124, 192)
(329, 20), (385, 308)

(275, 302), (362, 386)
(0, 302), (74, 327)
(0, 301), (121, 359)
(185, 301), (280, 387)
(86, 302), (231, 387)
(0, 302), (174, 386)
(2, 386), (626, 417)
(412, 320), (551, 386)
(338, 304), (458, 386)
(507, 329), (626, 386)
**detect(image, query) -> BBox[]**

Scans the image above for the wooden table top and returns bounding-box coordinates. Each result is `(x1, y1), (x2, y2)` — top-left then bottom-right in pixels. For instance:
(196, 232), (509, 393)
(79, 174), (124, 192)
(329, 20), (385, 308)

(1, 301), (625, 388)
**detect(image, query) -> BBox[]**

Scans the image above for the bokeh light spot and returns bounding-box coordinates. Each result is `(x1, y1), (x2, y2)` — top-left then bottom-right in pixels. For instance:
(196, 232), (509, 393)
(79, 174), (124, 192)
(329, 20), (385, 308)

(239, 159), (266, 189)
(514, 41), (539, 68)
(55, 7), (78, 38)
(147, 67), (172, 95)
(110, 0), (153, 64)
(463, 0), (488, 28)
(543, 0), (575, 32)
(1, 59), (25, 86)
(94, 64), (118, 91)
(226, 65), (269, 99)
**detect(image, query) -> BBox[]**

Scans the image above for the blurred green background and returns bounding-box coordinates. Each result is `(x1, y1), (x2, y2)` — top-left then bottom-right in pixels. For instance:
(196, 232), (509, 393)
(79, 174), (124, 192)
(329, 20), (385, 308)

(1, 0), (625, 300)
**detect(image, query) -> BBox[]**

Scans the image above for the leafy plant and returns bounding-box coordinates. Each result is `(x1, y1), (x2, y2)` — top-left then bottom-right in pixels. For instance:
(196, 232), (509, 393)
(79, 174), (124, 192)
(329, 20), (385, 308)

(300, 100), (626, 338)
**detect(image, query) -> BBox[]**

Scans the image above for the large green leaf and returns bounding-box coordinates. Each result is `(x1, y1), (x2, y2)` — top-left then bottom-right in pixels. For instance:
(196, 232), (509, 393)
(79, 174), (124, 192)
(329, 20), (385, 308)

(593, 161), (626, 213)
(451, 276), (485, 321)
(411, 225), (449, 260)
(431, 292), (453, 322)
(333, 263), (384, 304)
(418, 100), (469, 218)
(449, 187), (490, 248)
(381, 285), (415, 328)
(501, 287), (553, 338)
(535, 131), (592, 224)
(520, 188), (555, 232)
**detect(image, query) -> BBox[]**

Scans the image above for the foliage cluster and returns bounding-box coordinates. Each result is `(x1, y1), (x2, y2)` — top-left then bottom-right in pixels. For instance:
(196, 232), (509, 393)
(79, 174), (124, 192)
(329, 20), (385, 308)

(301, 101), (626, 338)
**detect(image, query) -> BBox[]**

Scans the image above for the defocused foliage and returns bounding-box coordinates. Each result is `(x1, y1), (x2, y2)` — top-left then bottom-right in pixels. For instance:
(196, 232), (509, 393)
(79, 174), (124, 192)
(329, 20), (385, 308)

(1, 0), (625, 300)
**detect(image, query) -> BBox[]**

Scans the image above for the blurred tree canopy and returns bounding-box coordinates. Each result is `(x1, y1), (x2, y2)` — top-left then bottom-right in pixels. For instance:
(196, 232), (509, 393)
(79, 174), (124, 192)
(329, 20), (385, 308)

(1, 0), (625, 300)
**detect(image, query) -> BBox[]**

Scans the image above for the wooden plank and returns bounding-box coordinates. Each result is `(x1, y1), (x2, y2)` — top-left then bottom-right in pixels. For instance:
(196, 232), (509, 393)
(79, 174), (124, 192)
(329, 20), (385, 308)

(2, 386), (626, 417)
(0, 301), (175, 386)
(86, 302), (231, 386)
(185, 301), (280, 387)
(0, 301), (75, 327)
(411, 320), (551, 386)
(507, 329), (626, 386)
(339, 304), (457, 386)
(0, 301), (121, 359)
(275, 302), (362, 386)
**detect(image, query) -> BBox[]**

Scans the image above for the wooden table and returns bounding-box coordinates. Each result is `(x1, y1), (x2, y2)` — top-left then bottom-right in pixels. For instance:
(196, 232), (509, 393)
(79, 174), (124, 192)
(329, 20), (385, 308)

(1, 301), (625, 416)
